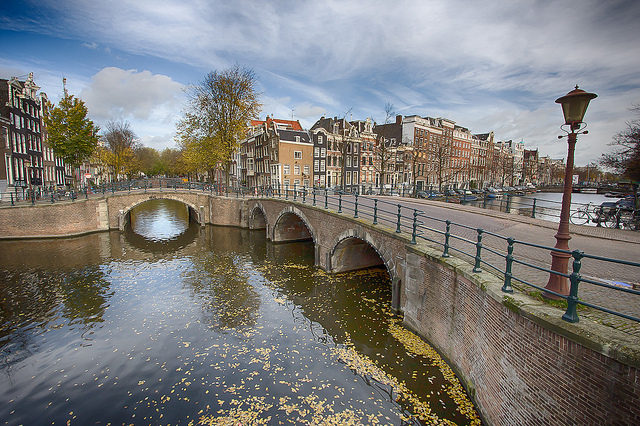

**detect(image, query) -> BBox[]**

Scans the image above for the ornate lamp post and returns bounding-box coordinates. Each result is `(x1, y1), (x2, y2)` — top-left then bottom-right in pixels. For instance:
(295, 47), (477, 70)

(545, 86), (597, 297)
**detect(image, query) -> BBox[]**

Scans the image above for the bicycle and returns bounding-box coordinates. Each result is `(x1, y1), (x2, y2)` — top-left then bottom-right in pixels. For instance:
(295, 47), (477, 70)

(615, 208), (640, 231)
(570, 202), (617, 227)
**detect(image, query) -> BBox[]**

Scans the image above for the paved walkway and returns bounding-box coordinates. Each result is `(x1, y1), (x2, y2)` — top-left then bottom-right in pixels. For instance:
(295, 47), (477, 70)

(379, 196), (640, 339)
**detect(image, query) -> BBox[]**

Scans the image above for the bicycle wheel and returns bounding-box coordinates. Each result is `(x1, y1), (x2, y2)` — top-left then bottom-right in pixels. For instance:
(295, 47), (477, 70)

(570, 210), (589, 225)
(617, 210), (635, 230)
(602, 213), (618, 228)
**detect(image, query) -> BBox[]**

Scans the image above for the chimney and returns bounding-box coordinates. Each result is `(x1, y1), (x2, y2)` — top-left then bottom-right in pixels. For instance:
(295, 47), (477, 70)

(396, 115), (402, 125)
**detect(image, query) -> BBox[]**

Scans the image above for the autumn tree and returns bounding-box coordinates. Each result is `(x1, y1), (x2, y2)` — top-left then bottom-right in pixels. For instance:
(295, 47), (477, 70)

(177, 65), (261, 185)
(136, 146), (162, 177)
(44, 92), (100, 187)
(98, 120), (141, 181)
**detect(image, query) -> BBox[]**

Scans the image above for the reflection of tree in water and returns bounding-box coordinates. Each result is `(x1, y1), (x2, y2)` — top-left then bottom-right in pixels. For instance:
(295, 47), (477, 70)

(0, 266), (111, 370)
(183, 251), (260, 331)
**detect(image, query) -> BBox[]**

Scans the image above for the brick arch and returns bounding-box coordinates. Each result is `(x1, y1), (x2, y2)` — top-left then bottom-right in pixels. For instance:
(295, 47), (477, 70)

(328, 229), (395, 281)
(108, 193), (204, 230)
(119, 195), (201, 220)
(271, 205), (316, 244)
(249, 202), (267, 230)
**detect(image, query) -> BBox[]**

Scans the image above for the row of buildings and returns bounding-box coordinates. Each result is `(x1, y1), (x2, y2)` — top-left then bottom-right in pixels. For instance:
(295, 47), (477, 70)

(1, 73), (565, 198)
(1, 74), (101, 199)
(237, 114), (565, 193)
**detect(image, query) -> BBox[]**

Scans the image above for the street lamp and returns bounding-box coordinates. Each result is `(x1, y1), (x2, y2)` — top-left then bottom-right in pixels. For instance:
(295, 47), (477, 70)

(545, 86), (597, 298)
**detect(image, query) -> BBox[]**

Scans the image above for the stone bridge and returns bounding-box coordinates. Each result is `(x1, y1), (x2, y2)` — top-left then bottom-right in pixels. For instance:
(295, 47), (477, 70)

(1, 189), (638, 425)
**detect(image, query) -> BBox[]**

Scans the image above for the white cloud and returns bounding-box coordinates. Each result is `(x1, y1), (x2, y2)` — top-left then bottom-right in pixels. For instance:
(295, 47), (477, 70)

(80, 67), (184, 122)
(6, 0), (640, 163)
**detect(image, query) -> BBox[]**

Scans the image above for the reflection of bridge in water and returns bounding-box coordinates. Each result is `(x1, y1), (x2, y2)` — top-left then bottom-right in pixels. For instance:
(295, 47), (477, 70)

(2, 186), (640, 425)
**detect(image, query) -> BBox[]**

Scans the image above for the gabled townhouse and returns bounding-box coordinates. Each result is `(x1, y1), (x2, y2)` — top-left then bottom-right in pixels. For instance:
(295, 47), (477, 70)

(0, 73), (66, 199)
(310, 116), (361, 192)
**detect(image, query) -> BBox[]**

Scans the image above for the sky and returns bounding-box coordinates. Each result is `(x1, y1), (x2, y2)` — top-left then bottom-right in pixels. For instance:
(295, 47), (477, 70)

(1, 0), (640, 166)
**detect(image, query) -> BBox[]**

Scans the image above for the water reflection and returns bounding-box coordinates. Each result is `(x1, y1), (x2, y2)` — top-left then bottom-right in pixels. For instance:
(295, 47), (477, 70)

(129, 198), (190, 241)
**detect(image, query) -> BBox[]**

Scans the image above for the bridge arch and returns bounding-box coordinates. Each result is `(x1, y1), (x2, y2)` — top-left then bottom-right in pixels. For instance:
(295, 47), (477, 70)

(272, 206), (315, 244)
(249, 203), (267, 230)
(117, 195), (204, 230)
(328, 229), (393, 279)
(327, 228), (401, 311)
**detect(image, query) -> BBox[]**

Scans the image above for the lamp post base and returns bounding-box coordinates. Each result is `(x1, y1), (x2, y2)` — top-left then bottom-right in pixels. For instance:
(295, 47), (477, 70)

(544, 242), (571, 300)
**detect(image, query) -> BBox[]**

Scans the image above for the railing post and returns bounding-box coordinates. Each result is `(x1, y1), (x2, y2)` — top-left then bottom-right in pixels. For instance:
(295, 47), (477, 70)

(293, 183), (297, 201)
(502, 237), (515, 293)
(562, 250), (583, 323)
(313, 188), (316, 206)
(302, 187), (306, 203)
(324, 189), (328, 209)
(373, 199), (378, 225)
(338, 193), (343, 213)
(354, 193), (358, 218)
(11, 193), (14, 206)
(396, 204), (402, 233)
(473, 228), (483, 272)
(531, 198), (537, 219)
(31, 190), (35, 205)
(442, 220), (451, 257)
(506, 194), (511, 213)
(411, 210), (418, 244)
(51, 192), (55, 203)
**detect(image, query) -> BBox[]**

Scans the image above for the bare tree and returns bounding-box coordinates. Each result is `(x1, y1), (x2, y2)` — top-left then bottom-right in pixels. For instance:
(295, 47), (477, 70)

(373, 103), (398, 193)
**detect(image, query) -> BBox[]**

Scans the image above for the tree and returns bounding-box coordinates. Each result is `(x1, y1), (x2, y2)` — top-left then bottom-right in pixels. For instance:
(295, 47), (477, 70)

(136, 147), (161, 177)
(600, 104), (640, 182)
(176, 65), (261, 185)
(44, 93), (100, 186)
(601, 103), (640, 208)
(100, 120), (141, 181)
(372, 103), (398, 193)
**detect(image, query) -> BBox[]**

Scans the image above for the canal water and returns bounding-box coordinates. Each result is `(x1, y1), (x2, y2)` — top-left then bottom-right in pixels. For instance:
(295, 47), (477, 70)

(0, 199), (480, 425)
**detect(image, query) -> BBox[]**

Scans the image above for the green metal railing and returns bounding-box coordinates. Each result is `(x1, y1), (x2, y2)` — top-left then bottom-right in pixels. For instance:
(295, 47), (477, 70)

(4, 179), (638, 326)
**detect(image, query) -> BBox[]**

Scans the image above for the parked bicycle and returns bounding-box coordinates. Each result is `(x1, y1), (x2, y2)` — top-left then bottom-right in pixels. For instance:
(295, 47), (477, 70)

(616, 208), (640, 231)
(570, 202), (617, 227)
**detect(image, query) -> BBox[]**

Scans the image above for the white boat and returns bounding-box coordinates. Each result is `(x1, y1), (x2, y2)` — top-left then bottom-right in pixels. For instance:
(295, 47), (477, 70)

(580, 188), (598, 194)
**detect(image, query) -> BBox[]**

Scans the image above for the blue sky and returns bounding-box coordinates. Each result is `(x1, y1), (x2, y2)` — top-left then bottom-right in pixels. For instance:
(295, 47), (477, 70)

(2, 0), (640, 166)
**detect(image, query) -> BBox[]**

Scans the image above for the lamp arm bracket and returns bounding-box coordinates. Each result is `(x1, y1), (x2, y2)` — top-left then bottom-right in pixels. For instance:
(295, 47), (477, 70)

(559, 122), (589, 137)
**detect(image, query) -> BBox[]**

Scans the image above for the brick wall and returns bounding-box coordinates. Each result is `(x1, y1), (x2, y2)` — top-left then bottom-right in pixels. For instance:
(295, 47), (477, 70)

(404, 244), (640, 425)
(0, 200), (103, 238)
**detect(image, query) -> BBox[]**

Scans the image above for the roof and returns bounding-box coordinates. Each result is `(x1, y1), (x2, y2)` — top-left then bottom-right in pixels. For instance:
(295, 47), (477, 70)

(252, 117), (303, 131)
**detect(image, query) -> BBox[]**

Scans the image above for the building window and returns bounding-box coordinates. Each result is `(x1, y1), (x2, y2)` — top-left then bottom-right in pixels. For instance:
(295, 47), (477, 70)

(303, 165), (310, 175)
(321, 148), (326, 157)
(294, 151), (302, 159)
(294, 165), (300, 175)
(314, 147), (319, 157)
(295, 136), (300, 143)
(314, 160), (319, 172)
(318, 135), (323, 144)
(320, 160), (325, 172)
(283, 164), (290, 175)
